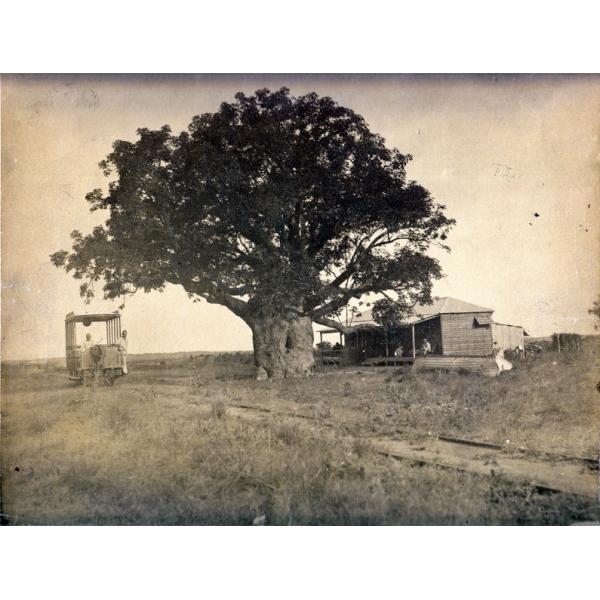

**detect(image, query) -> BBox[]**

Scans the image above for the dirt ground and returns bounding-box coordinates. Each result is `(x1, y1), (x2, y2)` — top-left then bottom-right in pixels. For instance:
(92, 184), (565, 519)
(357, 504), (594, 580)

(1, 343), (599, 525)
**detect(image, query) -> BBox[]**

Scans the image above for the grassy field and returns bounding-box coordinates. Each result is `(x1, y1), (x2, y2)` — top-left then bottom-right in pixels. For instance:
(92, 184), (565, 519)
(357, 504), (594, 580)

(1, 342), (599, 525)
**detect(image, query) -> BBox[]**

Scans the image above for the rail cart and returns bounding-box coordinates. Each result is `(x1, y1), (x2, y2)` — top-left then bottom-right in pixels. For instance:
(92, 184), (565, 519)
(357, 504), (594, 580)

(65, 312), (125, 385)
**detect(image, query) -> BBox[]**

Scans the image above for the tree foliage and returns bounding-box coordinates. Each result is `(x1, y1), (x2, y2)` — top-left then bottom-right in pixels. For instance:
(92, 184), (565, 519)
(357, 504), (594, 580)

(371, 297), (413, 330)
(51, 88), (454, 330)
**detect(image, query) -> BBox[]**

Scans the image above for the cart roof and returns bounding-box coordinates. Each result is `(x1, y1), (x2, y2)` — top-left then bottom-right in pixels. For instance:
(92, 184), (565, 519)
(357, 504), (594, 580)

(65, 312), (120, 323)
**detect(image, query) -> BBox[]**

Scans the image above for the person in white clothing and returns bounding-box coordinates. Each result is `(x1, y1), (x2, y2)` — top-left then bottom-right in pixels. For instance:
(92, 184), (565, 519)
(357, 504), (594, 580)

(421, 338), (432, 356)
(493, 342), (513, 372)
(118, 330), (128, 374)
(81, 333), (94, 351)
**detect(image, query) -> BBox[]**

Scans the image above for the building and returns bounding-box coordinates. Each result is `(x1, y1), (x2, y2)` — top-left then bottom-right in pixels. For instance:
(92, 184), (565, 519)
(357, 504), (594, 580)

(317, 296), (528, 373)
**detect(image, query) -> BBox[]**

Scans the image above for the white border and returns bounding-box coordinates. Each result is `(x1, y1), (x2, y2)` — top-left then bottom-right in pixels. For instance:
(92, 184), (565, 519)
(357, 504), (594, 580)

(1, 1), (599, 73)
(1, 526), (598, 599)
(1, 2), (598, 598)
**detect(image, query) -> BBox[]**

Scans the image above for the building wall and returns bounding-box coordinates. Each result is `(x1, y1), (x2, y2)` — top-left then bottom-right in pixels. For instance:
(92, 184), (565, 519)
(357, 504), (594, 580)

(492, 323), (524, 351)
(440, 313), (494, 356)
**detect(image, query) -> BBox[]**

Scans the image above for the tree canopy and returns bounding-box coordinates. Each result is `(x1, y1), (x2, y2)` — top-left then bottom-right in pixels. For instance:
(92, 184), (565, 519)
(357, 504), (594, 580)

(371, 297), (413, 330)
(52, 87), (454, 334)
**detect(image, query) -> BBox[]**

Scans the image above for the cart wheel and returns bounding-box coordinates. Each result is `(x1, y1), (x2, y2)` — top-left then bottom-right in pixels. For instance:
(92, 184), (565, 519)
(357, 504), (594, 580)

(103, 370), (114, 386)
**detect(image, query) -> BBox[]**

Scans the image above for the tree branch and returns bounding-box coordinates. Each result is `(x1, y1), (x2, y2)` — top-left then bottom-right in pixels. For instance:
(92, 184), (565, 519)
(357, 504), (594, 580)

(307, 284), (376, 320)
(328, 230), (403, 289)
(313, 316), (350, 335)
(180, 280), (250, 318)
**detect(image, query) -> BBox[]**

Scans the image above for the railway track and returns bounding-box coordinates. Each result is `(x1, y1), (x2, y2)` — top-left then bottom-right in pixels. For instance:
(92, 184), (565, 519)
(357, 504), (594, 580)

(436, 434), (598, 471)
(225, 401), (599, 499)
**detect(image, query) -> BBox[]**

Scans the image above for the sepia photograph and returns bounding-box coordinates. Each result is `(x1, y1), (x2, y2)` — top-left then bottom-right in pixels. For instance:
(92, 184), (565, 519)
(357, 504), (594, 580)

(1, 73), (599, 526)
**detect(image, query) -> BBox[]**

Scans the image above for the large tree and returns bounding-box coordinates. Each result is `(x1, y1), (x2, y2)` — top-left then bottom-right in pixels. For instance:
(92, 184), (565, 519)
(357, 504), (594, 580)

(51, 88), (454, 378)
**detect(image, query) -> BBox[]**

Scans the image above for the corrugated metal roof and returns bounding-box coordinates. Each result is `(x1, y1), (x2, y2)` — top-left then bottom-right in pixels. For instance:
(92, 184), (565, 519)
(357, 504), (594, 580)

(350, 296), (494, 326)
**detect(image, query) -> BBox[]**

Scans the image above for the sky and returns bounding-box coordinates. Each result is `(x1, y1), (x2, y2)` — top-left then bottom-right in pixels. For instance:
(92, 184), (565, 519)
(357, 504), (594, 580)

(2, 74), (599, 360)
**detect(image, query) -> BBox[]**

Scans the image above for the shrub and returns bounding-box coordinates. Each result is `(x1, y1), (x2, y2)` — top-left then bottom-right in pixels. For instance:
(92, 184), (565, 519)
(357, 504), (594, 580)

(210, 400), (227, 419)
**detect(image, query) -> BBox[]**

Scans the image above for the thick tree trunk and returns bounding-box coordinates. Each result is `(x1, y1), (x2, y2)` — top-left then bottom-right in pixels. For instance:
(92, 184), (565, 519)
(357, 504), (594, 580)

(250, 311), (315, 379)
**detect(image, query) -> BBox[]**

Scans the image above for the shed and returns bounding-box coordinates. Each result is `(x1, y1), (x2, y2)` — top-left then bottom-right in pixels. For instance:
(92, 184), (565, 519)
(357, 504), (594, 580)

(491, 322), (527, 352)
(318, 296), (527, 364)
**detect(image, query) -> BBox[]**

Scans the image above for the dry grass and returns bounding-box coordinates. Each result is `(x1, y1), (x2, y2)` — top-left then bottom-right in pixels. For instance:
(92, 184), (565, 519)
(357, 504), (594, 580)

(217, 340), (600, 457)
(1, 342), (598, 525)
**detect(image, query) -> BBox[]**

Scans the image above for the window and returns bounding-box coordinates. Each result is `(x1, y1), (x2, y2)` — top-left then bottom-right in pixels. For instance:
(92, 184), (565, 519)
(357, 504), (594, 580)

(473, 315), (491, 327)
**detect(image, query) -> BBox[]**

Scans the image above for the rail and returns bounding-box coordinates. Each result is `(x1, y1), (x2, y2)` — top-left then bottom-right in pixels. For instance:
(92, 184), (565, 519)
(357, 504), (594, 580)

(223, 400), (599, 498)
